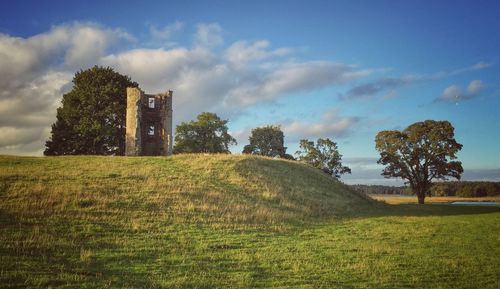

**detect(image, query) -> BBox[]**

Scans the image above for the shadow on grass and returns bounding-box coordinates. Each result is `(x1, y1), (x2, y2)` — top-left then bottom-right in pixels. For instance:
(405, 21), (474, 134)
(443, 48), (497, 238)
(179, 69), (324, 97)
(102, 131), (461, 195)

(0, 209), (17, 226)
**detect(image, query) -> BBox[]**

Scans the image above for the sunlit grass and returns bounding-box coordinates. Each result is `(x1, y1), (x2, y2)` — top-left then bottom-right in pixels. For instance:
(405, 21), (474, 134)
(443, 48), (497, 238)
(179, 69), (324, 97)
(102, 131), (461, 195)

(0, 155), (498, 288)
(370, 194), (500, 204)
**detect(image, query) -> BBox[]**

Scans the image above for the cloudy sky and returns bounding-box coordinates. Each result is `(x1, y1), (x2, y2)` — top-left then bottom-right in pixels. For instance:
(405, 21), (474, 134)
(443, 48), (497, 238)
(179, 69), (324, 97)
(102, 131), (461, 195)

(1, 0), (499, 185)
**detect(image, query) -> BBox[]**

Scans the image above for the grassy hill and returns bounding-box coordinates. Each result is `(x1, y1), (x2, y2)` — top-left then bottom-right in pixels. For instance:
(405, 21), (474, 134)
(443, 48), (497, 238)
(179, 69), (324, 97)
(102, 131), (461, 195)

(0, 155), (499, 288)
(0, 154), (373, 225)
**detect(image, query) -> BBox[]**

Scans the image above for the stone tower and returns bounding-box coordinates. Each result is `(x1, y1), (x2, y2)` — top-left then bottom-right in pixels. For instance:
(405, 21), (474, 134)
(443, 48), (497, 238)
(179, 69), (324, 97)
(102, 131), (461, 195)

(125, 87), (173, 156)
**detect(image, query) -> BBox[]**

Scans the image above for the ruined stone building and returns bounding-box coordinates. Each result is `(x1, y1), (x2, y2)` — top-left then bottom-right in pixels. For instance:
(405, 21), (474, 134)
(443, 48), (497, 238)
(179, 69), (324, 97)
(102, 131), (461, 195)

(125, 87), (173, 156)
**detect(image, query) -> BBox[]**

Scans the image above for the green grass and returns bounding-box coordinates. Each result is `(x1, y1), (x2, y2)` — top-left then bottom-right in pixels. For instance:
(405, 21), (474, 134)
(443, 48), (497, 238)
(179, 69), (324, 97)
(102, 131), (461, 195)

(0, 154), (498, 288)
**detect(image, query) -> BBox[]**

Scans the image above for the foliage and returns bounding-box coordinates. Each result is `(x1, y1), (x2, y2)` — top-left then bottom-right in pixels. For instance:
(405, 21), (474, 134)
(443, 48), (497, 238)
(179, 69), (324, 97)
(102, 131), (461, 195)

(375, 120), (463, 204)
(354, 182), (500, 197)
(173, 112), (236, 153)
(296, 138), (351, 178)
(280, 153), (296, 160)
(431, 181), (500, 197)
(351, 184), (407, 195)
(0, 155), (499, 288)
(44, 66), (137, 155)
(242, 125), (289, 158)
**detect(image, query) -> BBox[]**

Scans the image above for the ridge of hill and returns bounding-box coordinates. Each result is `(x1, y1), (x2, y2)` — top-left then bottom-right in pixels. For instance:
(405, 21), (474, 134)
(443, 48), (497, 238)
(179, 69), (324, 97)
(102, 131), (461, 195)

(0, 154), (373, 227)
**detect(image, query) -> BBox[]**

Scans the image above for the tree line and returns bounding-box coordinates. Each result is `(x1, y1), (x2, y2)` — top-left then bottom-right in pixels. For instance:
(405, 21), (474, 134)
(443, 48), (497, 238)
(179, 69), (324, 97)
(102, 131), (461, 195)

(351, 182), (500, 197)
(44, 66), (472, 204)
(350, 185), (407, 195)
(431, 181), (500, 197)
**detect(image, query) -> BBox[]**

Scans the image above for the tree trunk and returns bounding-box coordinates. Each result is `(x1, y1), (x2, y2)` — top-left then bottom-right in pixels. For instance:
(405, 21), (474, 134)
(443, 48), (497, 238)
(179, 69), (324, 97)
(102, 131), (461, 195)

(417, 193), (425, 204)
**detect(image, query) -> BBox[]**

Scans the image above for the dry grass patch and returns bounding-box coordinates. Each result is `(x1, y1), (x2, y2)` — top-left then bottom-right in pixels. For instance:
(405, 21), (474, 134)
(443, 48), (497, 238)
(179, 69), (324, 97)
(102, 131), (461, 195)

(370, 194), (500, 204)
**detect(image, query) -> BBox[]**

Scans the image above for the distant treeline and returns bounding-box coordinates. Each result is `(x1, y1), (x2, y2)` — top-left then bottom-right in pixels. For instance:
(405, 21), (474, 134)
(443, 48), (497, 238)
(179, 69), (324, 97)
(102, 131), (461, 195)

(431, 181), (500, 197)
(351, 181), (500, 197)
(350, 185), (407, 195)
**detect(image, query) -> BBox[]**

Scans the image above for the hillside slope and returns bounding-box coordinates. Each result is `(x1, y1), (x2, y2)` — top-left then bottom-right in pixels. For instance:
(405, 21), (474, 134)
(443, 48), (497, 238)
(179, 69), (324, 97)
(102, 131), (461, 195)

(0, 154), (373, 226)
(0, 154), (375, 287)
(0, 155), (498, 288)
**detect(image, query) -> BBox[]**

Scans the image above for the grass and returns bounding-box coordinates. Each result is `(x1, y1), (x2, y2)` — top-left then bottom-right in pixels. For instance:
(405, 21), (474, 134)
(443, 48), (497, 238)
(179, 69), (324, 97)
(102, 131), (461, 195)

(0, 154), (499, 288)
(370, 194), (500, 204)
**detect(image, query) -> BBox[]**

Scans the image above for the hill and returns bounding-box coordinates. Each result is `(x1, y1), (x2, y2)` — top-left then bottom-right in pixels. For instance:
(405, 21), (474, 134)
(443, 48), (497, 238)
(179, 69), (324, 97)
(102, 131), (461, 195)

(0, 154), (373, 226)
(1, 155), (498, 288)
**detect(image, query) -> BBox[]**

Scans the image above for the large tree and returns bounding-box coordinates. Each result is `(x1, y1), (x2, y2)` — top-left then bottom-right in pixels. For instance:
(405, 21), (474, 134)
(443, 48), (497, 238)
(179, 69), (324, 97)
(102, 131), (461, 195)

(296, 138), (351, 178)
(44, 66), (137, 155)
(375, 120), (463, 204)
(173, 112), (236, 153)
(242, 125), (288, 158)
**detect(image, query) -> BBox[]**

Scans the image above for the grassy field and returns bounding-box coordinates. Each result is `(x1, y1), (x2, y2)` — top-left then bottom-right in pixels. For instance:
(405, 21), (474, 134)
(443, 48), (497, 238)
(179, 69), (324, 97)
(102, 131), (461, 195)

(0, 155), (499, 288)
(370, 194), (500, 204)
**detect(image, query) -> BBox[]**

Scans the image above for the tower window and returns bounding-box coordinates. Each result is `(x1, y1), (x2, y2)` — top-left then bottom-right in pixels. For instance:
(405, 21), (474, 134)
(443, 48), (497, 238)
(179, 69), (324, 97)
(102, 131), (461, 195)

(148, 97), (155, 108)
(148, 125), (155, 136)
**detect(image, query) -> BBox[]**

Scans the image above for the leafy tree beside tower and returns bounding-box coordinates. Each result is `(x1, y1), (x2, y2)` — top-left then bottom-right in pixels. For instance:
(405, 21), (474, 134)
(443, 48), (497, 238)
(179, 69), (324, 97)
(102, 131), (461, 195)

(45, 66), (138, 155)
(173, 112), (236, 153)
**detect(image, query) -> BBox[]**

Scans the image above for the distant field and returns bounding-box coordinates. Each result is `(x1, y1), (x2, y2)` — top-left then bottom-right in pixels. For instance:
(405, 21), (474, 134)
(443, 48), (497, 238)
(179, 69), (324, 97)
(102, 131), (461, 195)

(370, 194), (500, 204)
(1, 155), (499, 288)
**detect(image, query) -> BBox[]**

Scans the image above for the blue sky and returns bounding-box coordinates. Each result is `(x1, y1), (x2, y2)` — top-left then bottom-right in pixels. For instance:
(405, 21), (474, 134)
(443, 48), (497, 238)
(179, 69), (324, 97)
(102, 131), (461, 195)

(1, 0), (499, 184)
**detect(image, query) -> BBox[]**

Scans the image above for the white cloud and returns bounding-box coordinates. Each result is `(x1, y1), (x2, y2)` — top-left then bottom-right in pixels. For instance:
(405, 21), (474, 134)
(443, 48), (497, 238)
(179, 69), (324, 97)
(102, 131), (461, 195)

(229, 108), (360, 153)
(225, 40), (291, 66)
(102, 47), (216, 92)
(194, 23), (223, 48)
(101, 47), (230, 120)
(224, 61), (370, 107)
(437, 80), (485, 102)
(343, 75), (417, 100)
(230, 127), (253, 146)
(0, 137), (49, 156)
(64, 26), (111, 68)
(467, 80), (484, 95)
(282, 108), (360, 141)
(0, 127), (46, 147)
(149, 21), (183, 47)
(449, 61), (492, 75)
(0, 71), (72, 126)
(441, 85), (463, 101)
(344, 62), (492, 100)
(0, 22), (131, 87)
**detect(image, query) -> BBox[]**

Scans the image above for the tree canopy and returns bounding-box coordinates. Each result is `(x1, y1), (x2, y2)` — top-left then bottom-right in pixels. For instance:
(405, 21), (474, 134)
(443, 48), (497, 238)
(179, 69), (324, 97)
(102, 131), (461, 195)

(173, 112), (236, 153)
(44, 66), (137, 155)
(296, 138), (351, 178)
(431, 181), (499, 197)
(375, 120), (463, 204)
(242, 125), (289, 158)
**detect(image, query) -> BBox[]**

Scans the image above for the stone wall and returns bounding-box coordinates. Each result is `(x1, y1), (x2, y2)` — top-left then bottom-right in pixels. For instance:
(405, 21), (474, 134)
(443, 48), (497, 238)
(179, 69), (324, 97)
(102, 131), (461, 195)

(125, 87), (142, 156)
(125, 87), (173, 156)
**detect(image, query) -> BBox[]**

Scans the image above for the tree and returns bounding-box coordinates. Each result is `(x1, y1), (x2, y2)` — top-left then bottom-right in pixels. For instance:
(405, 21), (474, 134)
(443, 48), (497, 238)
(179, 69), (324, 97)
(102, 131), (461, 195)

(173, 112), (236, 153)
(375, 120), (463, 204)
(296, 138), (351, 178)
(242, 125), (288, 157)
(44, 66), (137, 155)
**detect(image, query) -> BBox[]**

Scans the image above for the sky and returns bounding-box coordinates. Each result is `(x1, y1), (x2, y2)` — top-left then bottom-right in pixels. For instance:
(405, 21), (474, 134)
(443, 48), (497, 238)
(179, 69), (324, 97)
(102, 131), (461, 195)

(1, 0), (499, 185)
